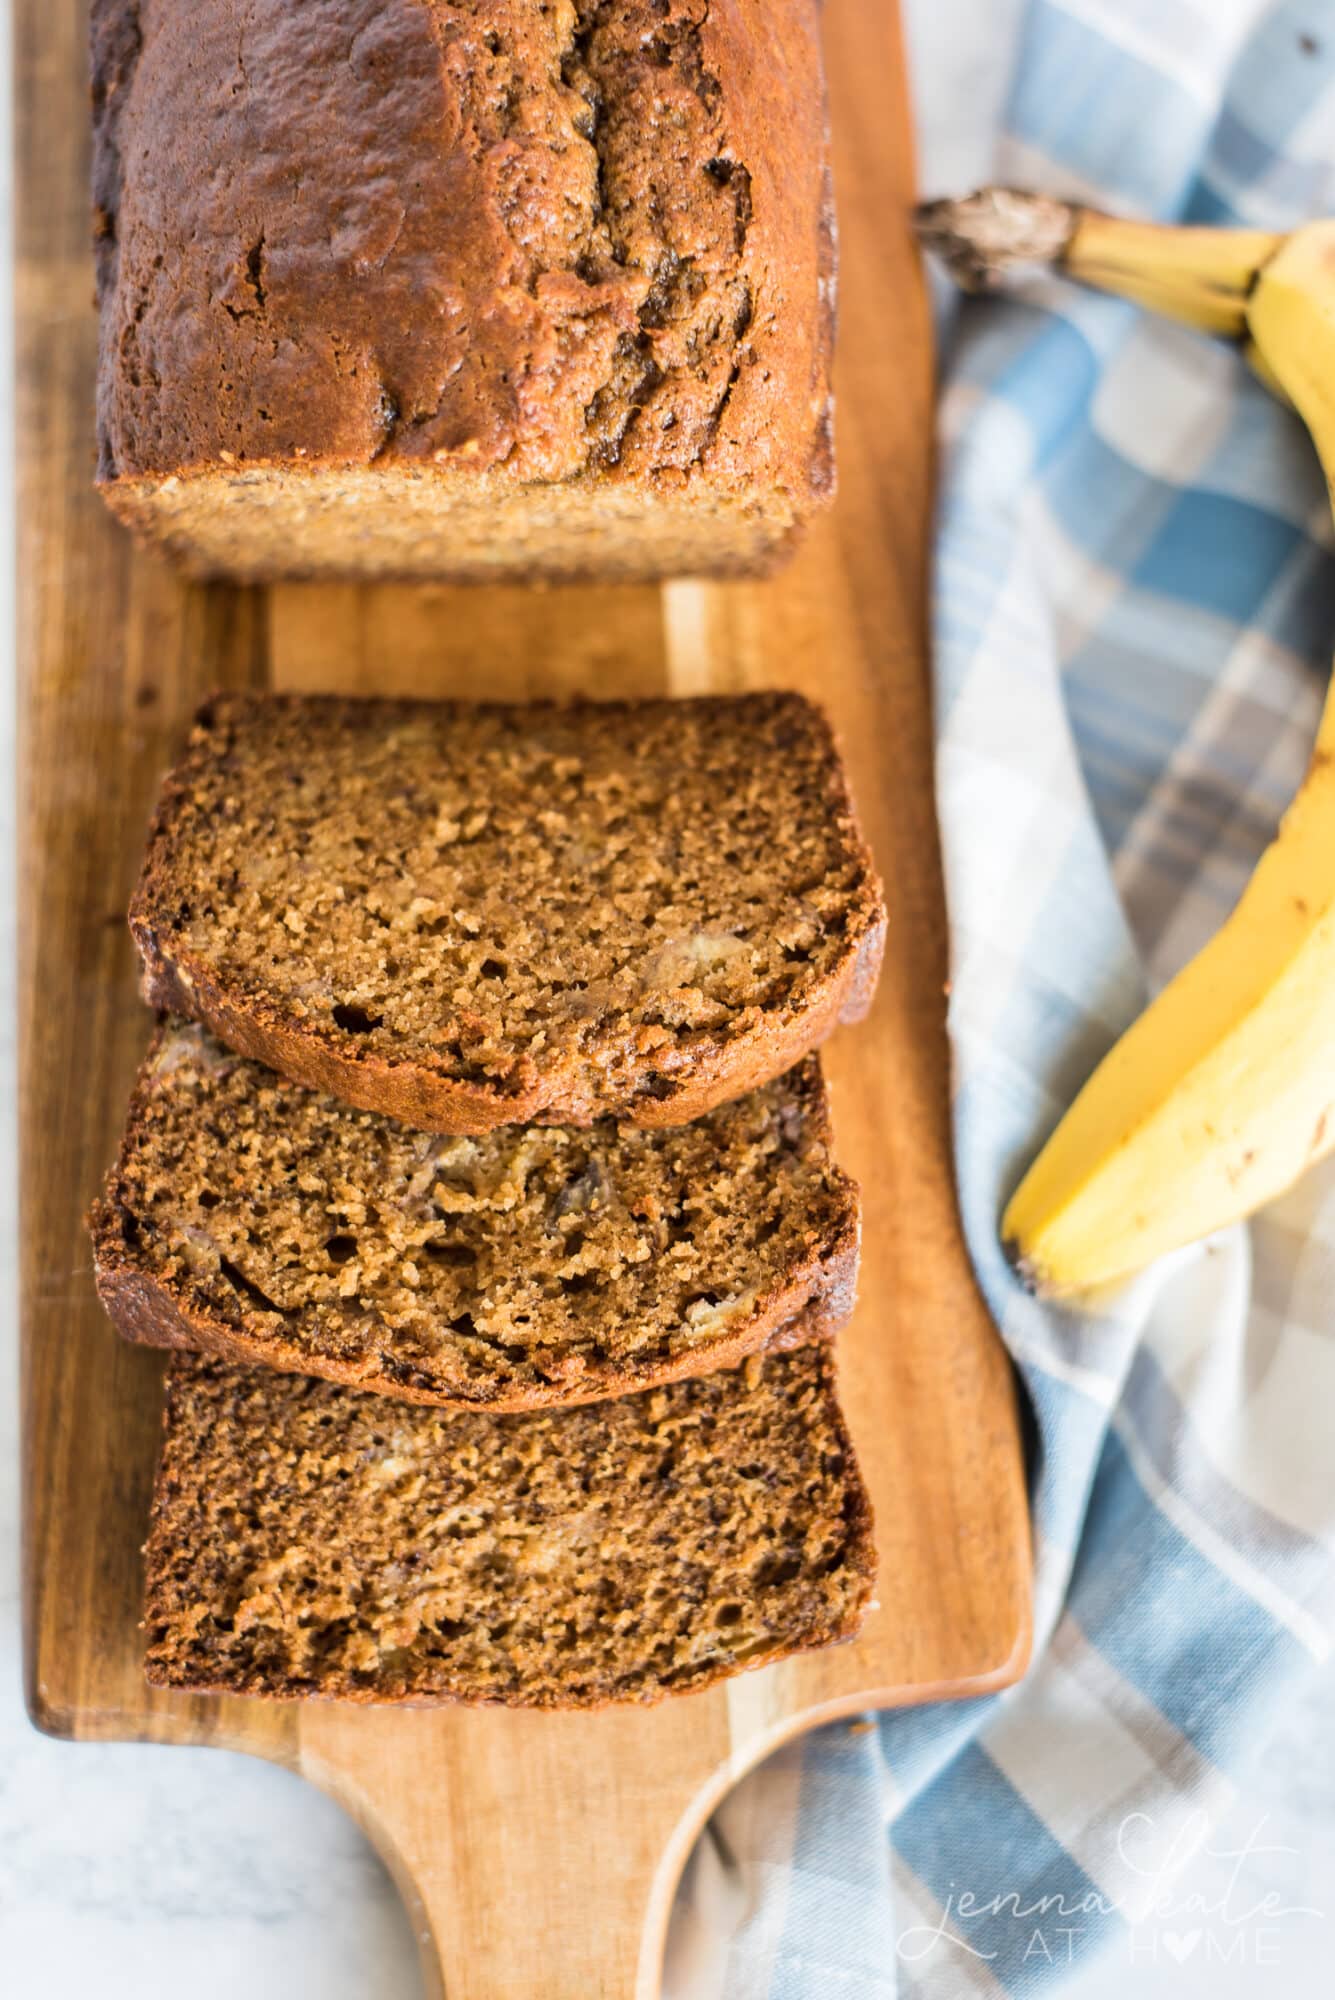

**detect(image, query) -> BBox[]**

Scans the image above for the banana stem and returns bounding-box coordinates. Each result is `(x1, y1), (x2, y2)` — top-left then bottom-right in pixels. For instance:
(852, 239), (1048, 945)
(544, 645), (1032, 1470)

(913, 187), (1080, 289)
(914, 188), (1284, 340)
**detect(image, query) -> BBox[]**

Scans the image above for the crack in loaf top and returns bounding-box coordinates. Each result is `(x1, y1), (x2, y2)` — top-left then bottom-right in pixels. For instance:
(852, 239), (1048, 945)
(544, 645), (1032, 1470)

(93, 0), (832, 493)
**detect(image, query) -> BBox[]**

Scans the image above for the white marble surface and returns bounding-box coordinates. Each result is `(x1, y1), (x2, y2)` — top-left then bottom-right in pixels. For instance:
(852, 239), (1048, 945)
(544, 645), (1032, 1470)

(2, 3), (1332, 1994)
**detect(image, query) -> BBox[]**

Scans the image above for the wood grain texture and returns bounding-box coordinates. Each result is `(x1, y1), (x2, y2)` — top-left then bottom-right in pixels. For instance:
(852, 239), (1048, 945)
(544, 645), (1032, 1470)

(18, 2), (1032, 1994)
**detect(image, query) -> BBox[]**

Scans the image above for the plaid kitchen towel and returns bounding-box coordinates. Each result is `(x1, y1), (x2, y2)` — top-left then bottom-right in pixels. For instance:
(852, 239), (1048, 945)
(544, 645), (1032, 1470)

(666, 2), (1335, 1994)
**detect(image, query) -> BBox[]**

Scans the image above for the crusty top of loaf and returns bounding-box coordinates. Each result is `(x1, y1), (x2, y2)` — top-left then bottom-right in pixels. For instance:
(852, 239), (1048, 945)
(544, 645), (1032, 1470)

(93, 0), (833, 495)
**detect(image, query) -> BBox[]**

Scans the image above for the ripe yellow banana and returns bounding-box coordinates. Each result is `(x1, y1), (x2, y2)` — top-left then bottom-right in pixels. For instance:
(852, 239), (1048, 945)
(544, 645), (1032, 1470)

(915, 191), (1335, 1296)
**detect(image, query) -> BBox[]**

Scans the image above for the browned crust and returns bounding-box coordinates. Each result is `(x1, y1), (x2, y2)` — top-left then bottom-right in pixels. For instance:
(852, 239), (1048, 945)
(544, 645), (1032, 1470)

(128, 692), (887, 1135)
(141, 1340), (877, 1709)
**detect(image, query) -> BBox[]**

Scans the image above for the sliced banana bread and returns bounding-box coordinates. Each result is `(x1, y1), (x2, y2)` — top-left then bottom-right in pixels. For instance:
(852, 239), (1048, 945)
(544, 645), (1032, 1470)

(143, 1344), (876, 1706)
(91, 1024), (858, 1409)
(130, 693), (885, 1132)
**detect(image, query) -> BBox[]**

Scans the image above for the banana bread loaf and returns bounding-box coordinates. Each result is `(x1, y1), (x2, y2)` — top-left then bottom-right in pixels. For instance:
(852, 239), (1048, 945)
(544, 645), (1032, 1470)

(143, 1343), (876, 1706)
(92, 0), (834, 582)
(130, 692), (886, 1132)
(91, 1025), (859, 1408)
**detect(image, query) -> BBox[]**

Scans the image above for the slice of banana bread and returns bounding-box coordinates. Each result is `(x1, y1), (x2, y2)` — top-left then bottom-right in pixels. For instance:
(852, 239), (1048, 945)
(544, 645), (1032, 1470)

(91, 1024), (859, 1409)
(130, 693), (885, 1132)
(143, 1344), (876, 1706)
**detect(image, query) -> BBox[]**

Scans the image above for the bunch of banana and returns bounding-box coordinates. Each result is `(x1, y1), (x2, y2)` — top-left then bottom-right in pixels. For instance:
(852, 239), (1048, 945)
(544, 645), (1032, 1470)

(914, 188), (1335, 1298)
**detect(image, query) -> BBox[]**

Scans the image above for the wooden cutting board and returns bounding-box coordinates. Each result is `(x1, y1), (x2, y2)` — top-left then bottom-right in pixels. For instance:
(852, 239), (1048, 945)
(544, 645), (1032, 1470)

(17, 3), (1031, 1994)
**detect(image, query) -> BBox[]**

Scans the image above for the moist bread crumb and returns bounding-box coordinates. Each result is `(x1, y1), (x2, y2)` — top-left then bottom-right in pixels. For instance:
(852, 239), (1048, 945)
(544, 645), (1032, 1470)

(144, 1344), (876, 1706)
(91, 0), (835, 582)
(92, 1025), (860, 1409)
(130, 692), (886, 1133)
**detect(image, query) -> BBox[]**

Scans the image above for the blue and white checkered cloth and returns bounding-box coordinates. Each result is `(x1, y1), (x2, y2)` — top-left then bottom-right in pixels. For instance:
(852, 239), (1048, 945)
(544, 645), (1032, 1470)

(667, 2), (1335, 1993)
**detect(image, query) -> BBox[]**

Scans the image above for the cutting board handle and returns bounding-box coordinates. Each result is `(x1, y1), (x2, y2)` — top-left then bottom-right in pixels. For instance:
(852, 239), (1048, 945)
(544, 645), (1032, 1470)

(298, 1702), (759, 1999)
(295, 1674), (939, 1997)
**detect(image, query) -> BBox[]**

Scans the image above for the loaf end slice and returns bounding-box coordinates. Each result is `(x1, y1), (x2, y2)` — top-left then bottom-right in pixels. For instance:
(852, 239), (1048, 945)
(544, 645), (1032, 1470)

(91, 1026), (859, 1409)
(143, 1344), (877, 1707)
(101, 467), (823, 587)
(129, 693), (886, 1132)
